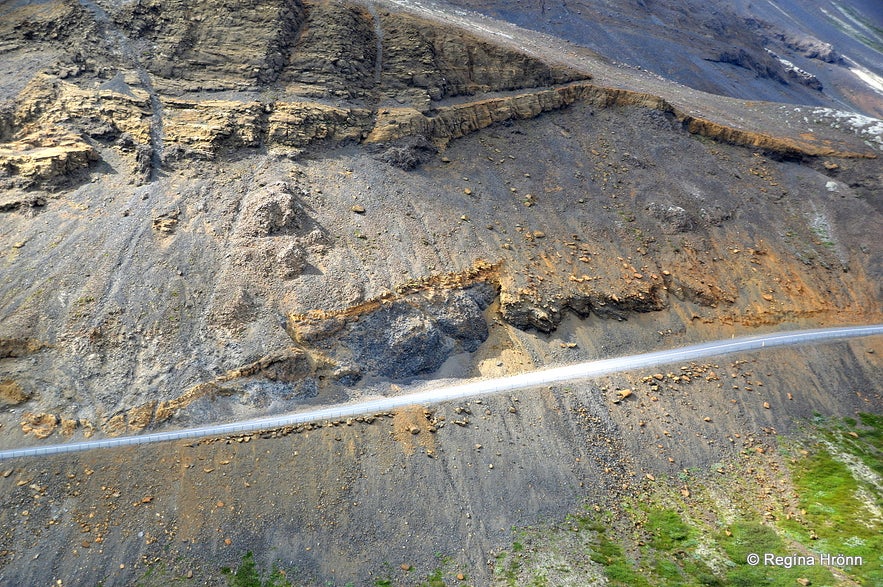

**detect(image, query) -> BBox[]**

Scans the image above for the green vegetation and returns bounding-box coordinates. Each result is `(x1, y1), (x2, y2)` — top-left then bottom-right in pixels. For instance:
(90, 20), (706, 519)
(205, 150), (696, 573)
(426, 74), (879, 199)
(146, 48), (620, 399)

(811, 224), (836, 249)
(221, 552), (291, 587)
(493, 550), (522, 586)
(850, 413), (883, 476)
(778, 414), (883, 585)
(371, 557), (465, 587)
(585, 518), (652, 587)
(492, 413), (883, 586)
(645, 509), (692, 551)
(129, 414), (880, 587)
(718, 521), (833, 586)
(418, 568), (445, 587)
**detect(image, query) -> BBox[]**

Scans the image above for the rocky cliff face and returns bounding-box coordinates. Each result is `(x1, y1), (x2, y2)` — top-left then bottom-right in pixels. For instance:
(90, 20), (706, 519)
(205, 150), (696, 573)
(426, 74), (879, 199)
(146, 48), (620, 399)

(444, 0), (883, 118)
(0, 0), (881, 584)
(0, 0), (880, 439)
(2, 0), (878, 192)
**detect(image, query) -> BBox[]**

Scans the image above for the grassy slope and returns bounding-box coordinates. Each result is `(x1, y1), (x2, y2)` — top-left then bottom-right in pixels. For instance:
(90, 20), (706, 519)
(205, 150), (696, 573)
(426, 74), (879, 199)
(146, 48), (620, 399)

(489, 413), (883, 587)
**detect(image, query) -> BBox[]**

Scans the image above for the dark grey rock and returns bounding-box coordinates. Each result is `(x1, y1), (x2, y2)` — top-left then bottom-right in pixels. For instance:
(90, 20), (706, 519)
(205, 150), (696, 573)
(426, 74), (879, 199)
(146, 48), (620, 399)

(647, 202), (692, 233)
(425, 289), (488, 352)
(375, 136), (438, 170)
(344, 302), (453, 379)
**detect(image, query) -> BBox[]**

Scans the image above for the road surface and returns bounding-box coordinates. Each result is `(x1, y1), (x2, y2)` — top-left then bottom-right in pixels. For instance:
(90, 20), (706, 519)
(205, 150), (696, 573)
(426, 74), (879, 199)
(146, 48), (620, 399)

(1, 324), (881, 460)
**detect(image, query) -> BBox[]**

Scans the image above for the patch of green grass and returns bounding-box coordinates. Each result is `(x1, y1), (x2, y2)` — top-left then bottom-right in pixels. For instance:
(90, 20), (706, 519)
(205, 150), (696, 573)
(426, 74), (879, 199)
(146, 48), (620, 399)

(492, 550), (523, 586)
(719, 522), (834, 587)
(852, 412), (883, 476)
(634, 506), (718, 587)
(419, 568), (445, 587)
(221, 552), (291, 587)
(645, 509), (694, 551)
(581, 516), (652, 587)
(134, 560), (196, 586)
(778, 439), (883, 585)
(495, 414), (883, 587)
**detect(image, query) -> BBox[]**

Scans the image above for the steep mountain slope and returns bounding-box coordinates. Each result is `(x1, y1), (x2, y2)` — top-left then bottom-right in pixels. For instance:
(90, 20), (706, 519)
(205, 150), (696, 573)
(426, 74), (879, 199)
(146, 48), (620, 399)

(443, 0), (883, 117)
(0, 0), (881, 585)
(0, 0), (880, 441)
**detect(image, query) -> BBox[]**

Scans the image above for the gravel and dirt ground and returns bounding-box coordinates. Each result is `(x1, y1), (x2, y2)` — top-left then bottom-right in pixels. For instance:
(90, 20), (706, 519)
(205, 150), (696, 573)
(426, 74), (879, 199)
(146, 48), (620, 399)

(0, 0), (881, 585)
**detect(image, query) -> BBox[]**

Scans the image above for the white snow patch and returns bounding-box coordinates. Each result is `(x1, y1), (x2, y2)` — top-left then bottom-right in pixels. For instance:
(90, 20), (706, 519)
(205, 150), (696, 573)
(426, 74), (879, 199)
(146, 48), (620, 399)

(850, 67), (883, 95)
(812, 107), (883, 150)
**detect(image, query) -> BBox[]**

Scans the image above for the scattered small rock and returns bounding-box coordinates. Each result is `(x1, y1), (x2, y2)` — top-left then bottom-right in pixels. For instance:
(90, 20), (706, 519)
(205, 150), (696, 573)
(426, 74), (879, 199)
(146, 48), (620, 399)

(351, 205), (366, 214)
(612, 389), (632, 404)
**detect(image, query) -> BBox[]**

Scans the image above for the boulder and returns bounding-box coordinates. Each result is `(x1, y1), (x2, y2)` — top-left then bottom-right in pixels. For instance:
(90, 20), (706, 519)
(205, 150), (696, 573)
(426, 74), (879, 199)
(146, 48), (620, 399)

(647, 202), (692, 233)
(344, 302), (453, 379)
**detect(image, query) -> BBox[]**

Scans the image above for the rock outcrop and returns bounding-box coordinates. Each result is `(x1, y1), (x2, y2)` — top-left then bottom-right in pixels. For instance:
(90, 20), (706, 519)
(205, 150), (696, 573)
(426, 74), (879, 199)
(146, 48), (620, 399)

(0, 0), (880, 448)
(116, 0), (307, 92)
(0, 129), (97, 183)
(0, 380), (29, 406)
(291, 282), (497, 381)
(0, 0), (876, 190)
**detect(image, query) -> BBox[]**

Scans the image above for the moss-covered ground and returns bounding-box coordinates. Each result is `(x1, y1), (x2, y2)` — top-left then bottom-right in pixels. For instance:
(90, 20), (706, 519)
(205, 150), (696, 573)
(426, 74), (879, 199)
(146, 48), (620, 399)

(490, 413), (883, 586)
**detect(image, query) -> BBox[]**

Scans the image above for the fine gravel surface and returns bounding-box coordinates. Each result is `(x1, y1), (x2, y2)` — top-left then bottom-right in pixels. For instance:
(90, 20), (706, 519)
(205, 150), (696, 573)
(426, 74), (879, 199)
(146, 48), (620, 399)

(0, 337), (880, 586)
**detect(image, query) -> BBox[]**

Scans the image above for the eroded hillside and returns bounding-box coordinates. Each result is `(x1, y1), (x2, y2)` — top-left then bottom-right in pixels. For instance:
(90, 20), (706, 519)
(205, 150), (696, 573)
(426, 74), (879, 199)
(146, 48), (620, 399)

(0, 0), (881, 441)
(0, 1), (882, 584)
